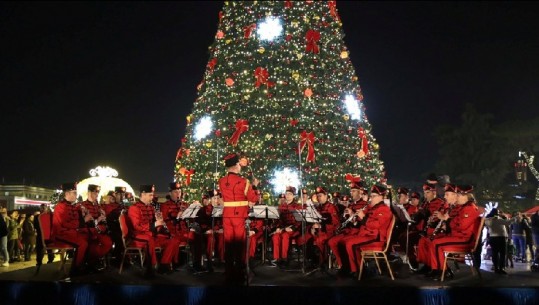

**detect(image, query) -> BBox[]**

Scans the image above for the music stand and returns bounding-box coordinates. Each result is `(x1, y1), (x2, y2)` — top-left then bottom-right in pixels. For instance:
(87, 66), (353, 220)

(249, 205), (279, 264)
(180, 202), (203, 273)
(392, 204), (415, 266)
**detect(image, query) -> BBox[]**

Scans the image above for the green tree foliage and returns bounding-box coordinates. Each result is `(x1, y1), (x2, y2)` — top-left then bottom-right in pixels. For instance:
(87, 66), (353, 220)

(174, 1), (384, 198)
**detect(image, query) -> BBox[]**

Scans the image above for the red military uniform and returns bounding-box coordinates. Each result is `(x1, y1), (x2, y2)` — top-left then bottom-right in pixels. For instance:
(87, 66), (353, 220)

(272, 199), (303, 262)
(311, 198), (340, 265)
(218, 166), (260, 283)
(344, 189), (393, 273)
(248, 216), (265, 259)
(52, 199), (88, 269)
(427, 201), (479, 271)
(161, 199), (190, 245)
(79, 200), (113, 264)
(327, 198), (367, 269)
(416, 197), (449, 265)
(127, 200), (180, 266)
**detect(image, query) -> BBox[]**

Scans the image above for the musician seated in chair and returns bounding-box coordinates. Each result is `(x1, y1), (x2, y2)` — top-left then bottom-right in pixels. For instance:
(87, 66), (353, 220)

(270, 186), (303, 268)
(310, 186), (340, 269)
(416, 184), (479, 280)
(327, 178), (367, 272)
(344, 184), (392, 278)
(161, 182), (190, 267)
(79, 184), (113, 272)
(52, 182), (92, 277)
(128, 184), (180, 276)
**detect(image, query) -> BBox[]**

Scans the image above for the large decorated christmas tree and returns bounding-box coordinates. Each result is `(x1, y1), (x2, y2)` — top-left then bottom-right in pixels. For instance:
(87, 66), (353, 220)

(174, 0), (385, 199)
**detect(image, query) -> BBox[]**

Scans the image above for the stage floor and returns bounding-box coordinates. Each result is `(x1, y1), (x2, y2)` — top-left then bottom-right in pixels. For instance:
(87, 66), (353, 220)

(0, 253), (537, 287)
(1, 255), (539, 305)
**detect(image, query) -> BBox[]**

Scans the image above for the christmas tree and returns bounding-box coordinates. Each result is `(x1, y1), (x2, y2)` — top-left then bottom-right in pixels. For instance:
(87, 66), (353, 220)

(174, 0), (385, 199)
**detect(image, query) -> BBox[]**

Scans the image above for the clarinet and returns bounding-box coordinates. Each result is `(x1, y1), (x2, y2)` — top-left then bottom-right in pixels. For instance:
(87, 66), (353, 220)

(152, 199), (171, 236)
(429, 204), (454, 240)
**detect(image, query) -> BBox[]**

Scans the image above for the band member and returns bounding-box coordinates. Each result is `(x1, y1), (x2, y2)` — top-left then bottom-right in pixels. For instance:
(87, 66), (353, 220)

(328, 180), (368, 272)
(345, 184), (393, 277)
(52, 182), (91, 276)
(387, 187), (411, 254)
(396, 191), (421, 269)
(127, 185), (180, 276)
(310, 186), (340, 268)
(270, 186), (302, 267)
(114, 186), (127, 207)
(209, 190), (225, 264)
(79, 184), (113, 270)
(190, 192), (214, 272)
(423, 184), (480, 280)
(161, 183), (190, 243)
(218, 153), (260, 285)
(247, 211), (265, 263)
(416, 183), (457, 274)
(102, 190), (123, 265)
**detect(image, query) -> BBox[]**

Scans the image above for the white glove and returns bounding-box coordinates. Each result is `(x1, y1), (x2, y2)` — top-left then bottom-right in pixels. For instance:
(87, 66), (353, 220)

(482, 201), (498, 217)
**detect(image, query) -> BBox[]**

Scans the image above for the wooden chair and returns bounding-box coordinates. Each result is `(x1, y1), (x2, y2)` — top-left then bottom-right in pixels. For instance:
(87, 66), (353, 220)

(358, 216), (397, 280)
(118, 212), (146, 274)
(440, 217), (485, 281)
(35, 212), (76, 275)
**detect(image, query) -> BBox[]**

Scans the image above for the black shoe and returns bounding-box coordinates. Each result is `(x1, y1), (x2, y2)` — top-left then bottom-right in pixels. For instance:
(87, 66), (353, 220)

(414, 265), (431, 275)
(269, 259), (278, 267)
(424, 269), (437, 278)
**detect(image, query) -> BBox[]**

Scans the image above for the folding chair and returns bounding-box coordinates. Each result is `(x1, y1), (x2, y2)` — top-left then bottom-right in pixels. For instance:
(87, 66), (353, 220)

(118, 213), (146, 274)
(440, 217), (485, 281)
(358, 216), (397, 280)
(35, 212), (76, 275)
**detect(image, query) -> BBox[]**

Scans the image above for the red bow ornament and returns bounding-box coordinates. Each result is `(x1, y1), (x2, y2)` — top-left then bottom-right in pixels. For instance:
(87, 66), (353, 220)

(244, 23), (256, 39)
(328, 1), (340, 20)
(305, 29), (321, 54)
(345, 173), (361, 183)
(183, 169), (195, 186)
(207, 58), (217, 73)
(299, 131), (316, 163)
(254, 67), (275, 89)
(228, 119), (249, 146)
(358, 127), (369, 157)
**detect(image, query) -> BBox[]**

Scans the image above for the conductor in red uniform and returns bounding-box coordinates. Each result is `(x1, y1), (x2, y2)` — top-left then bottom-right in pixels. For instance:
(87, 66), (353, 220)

(218, 153), (260, 285)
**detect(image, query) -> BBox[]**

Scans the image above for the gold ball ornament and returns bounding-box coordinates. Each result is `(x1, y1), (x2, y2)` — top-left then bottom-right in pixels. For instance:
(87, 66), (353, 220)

(262, 192), (270, 200)
(258, 47), (265, 54)
(343, 114), (350, 121)
(292, 72), (300, 81)
(205, 141), (212, 148)
(186, 115), (192, 125)
(340, 51), (349, 59)
(373, 143), (380, 150)
(296, 53), (303, 60)
(225, 39), (232, 44)
(352, 76), (358, 81)
(291, 20), (299, 28)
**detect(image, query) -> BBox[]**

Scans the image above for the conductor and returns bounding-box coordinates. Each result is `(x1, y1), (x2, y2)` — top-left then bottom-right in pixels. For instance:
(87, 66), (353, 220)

(218, 153), (260, 285)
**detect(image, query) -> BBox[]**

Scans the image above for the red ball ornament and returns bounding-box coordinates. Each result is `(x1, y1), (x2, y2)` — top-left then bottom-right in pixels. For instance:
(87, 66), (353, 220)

(304, 88), (313, 98)
(216, 30), (224, 39)
(225, 78), (234, 86)
(290, 119), (299, 126)
(215, 129), (221, 137)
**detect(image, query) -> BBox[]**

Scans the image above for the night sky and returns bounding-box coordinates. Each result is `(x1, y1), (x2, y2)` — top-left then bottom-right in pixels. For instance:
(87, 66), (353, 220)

(2, 1), (539, 192)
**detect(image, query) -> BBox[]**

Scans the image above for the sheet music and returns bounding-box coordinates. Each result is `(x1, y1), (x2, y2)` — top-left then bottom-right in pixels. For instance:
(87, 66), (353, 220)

(292, 206), (322, 223)
(181, 202), (203, 219)
(212, 205), (223, 217)
(393, 204), (414, 223)
(248, 205), (280, 219)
